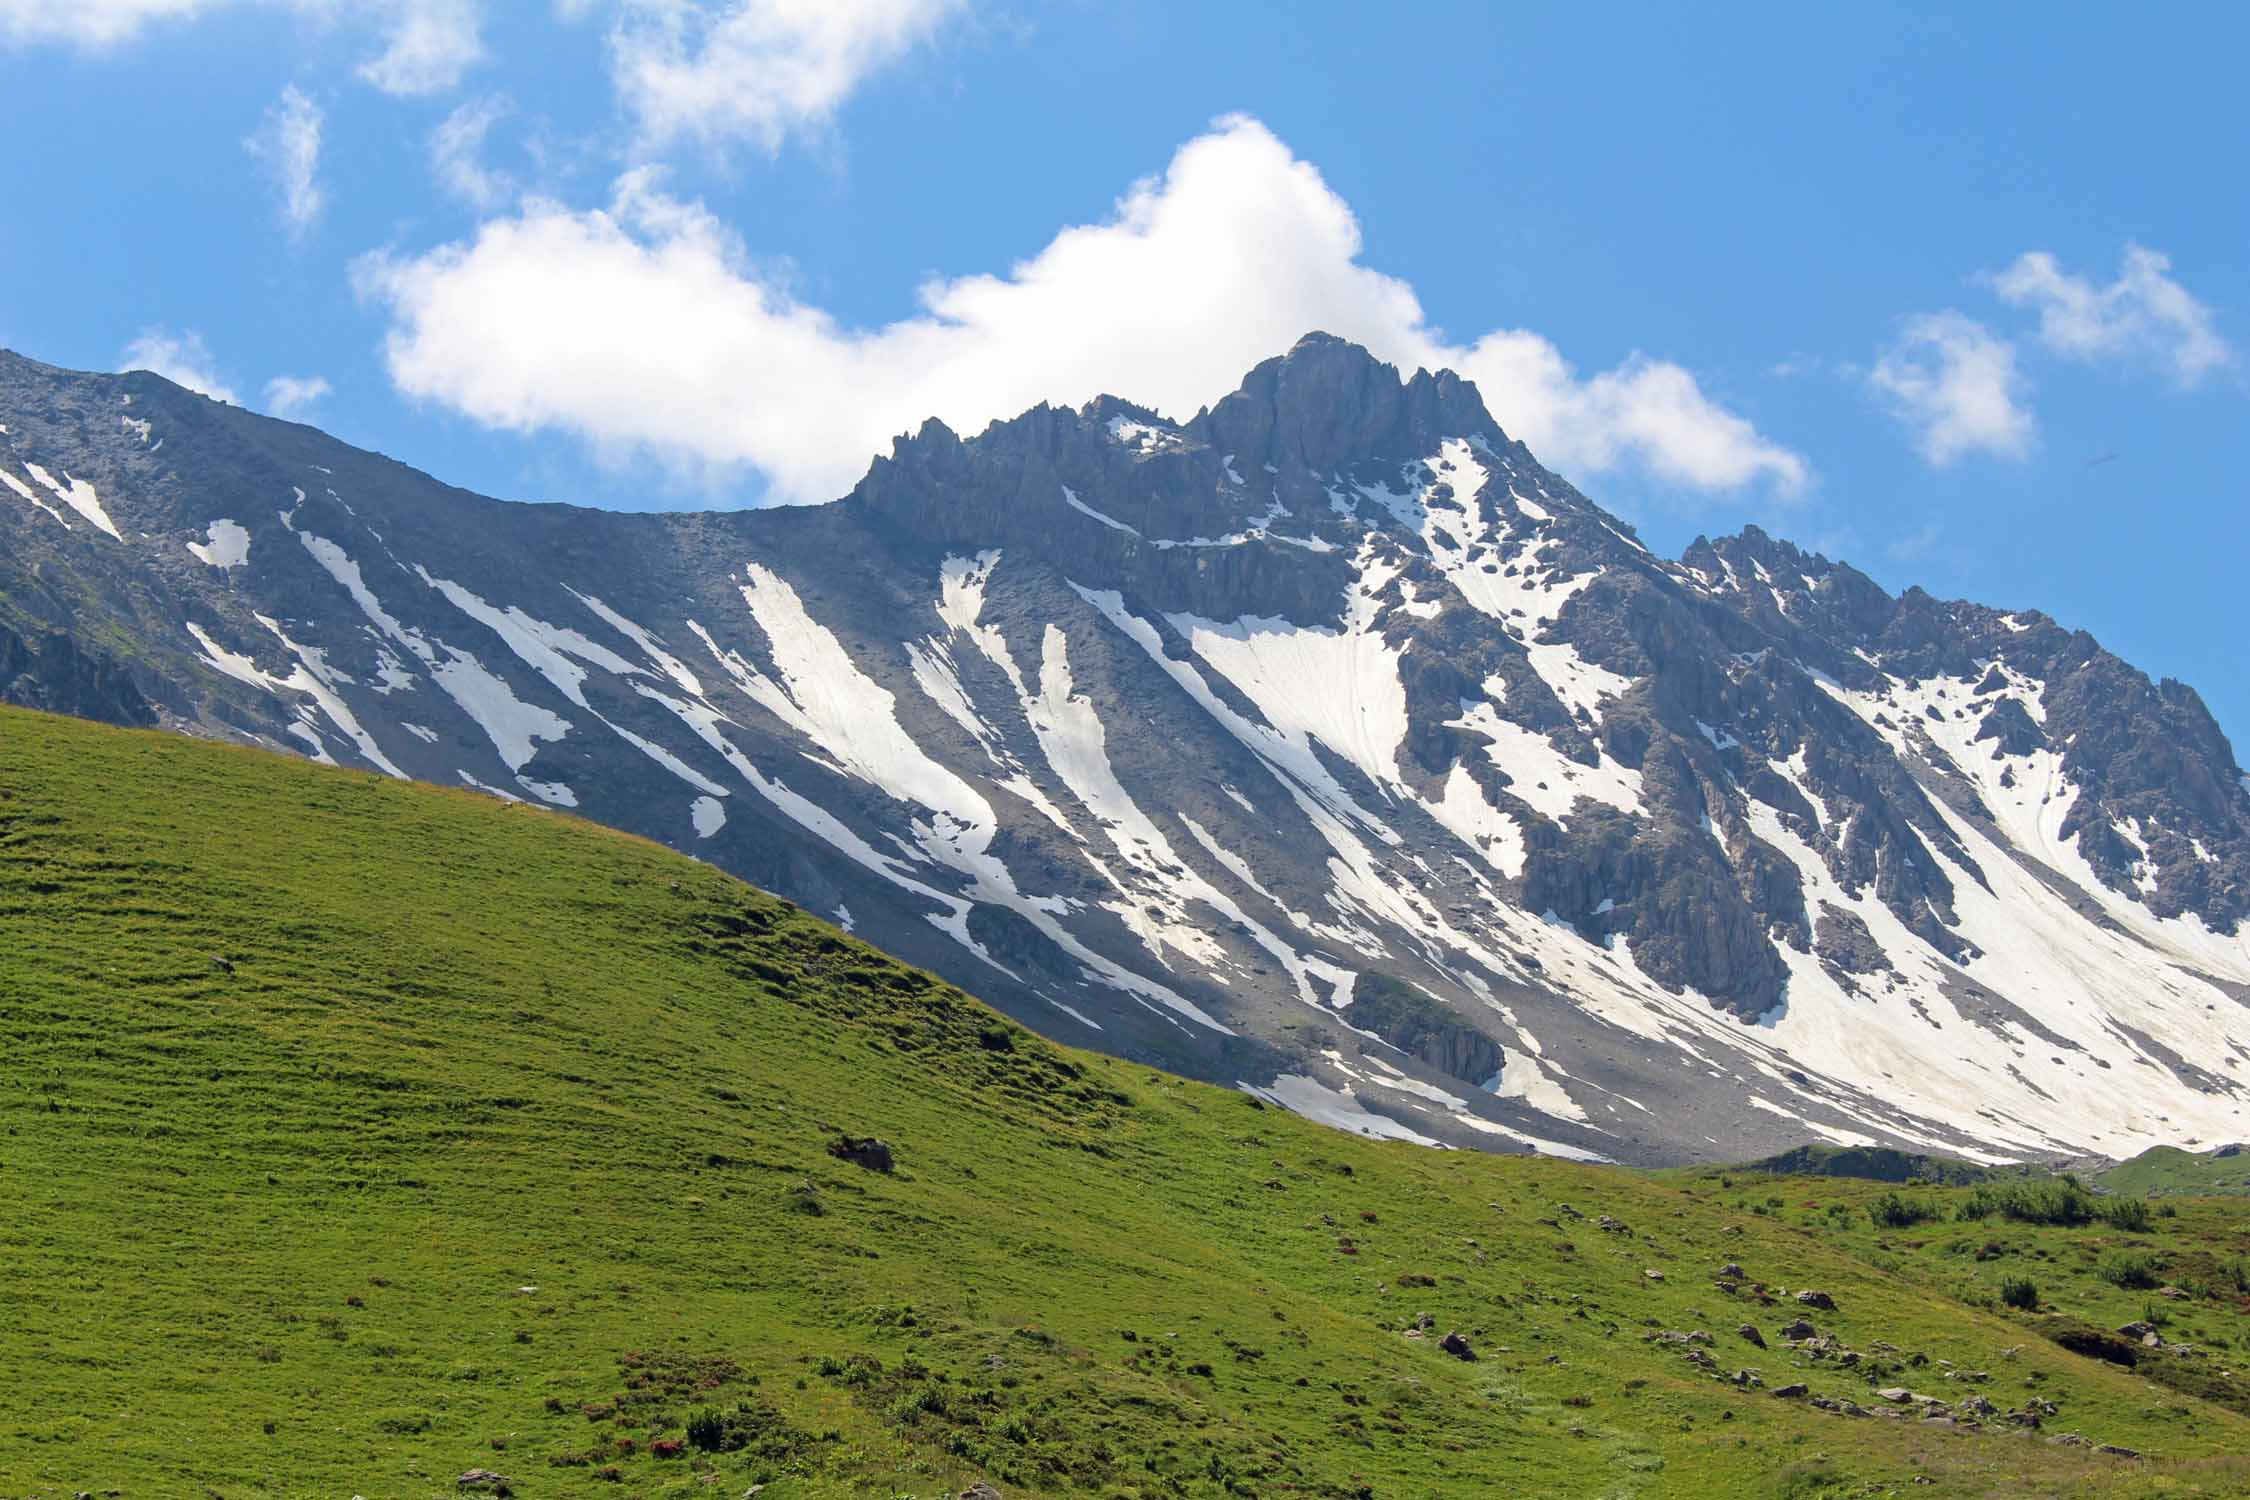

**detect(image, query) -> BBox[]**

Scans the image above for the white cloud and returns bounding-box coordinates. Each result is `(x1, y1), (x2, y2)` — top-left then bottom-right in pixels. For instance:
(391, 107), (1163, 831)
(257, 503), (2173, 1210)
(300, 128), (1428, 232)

(262, 373), (332, 416)
(243, 84), (324, 238)
(431, 95), (512, 207)
(119, 329), (239, 404)
(355, 115), (1807, 504)
(610, 0), (965, 152)
(359, 0), (482, 95)
(1869, 311), (2034, 466)
(0, 0), (480, 92)
(0, 0), (212, 46)
(1992, 243), (2233, 388)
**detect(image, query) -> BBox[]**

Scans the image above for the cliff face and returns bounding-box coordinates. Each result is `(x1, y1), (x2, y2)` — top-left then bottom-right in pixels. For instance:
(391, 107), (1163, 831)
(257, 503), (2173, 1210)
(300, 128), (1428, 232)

(3, 334), (2246, 1164)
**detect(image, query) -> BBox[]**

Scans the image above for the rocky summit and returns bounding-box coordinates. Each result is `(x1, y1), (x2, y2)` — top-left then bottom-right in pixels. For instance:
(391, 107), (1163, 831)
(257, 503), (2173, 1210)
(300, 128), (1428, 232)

(2, 332), (2245, 1165)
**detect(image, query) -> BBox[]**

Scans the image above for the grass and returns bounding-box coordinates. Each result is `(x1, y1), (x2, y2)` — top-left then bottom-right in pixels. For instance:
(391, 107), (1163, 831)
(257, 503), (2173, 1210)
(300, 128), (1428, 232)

(6, 703), (2250, 1497)
(2099, 1145), (2250, 1199)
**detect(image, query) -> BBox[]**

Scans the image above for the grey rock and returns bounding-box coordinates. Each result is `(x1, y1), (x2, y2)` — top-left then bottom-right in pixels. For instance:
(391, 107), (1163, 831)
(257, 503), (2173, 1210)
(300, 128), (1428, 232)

(828, 1136), (895, 1173)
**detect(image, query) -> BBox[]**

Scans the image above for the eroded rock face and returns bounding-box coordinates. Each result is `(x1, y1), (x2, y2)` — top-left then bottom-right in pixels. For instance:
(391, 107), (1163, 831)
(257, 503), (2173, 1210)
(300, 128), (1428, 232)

(0, 620), (154, 725)
(2, 334), (2247, 1166)
(1343, 974), (1503, 1085)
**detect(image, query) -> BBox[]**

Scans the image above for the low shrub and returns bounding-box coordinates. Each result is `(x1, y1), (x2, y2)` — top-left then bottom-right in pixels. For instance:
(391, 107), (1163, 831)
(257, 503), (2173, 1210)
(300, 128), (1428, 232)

(2098, 1251), (2163, 1291)
(2000, 1276), (2039, 1310)
(1868, 1192), (1940, 1229)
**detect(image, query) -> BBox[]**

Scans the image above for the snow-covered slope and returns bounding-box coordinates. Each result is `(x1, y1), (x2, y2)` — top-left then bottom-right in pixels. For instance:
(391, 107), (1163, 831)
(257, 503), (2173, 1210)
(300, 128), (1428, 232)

(4, 334), (2246, 1165)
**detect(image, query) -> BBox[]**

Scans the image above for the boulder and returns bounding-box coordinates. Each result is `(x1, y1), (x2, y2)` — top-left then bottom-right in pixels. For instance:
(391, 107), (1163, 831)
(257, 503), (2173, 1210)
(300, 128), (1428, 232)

(1735, 1322), (1766, 1349)
(1770, 1383), (1808, 1398)
(1778, 1318), (1817, 1341)
(456, 1473), (513, 1496)
(829, 1136), (896, 1172)
(1439, 1330), (1477, 1362)
(1793, 1289), (1837, 1310)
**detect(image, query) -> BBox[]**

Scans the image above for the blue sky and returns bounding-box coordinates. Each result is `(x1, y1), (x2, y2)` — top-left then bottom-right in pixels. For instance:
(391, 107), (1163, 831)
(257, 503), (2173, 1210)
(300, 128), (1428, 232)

(3, 1), (2244, 742)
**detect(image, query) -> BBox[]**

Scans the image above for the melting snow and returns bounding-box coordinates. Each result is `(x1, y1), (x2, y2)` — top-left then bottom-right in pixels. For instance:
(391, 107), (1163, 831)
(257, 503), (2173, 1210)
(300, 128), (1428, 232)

(299, 533), (572, 771)
(185, 617), (407, 779)
(691, 795), (725, 838)
(2, 467), (72, 528)
(1060, 484), (1139, 536)
(1240, 1075), (1445, 1146)
(24, 464), (122, 540)
(713, 565), (1232, 1034)
(187, 519), (250, 570)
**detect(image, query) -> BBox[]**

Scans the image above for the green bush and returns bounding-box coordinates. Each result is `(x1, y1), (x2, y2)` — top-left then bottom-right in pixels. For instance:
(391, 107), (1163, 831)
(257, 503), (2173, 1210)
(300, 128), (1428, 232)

(1999, 1276), (2039, 1310)
(1868, 1192), (1940, 1229)
(2098, 1251), (2163, 1290)
(1955, 1178), (2112, 1227)
(2098, 1198), (2155, 1233)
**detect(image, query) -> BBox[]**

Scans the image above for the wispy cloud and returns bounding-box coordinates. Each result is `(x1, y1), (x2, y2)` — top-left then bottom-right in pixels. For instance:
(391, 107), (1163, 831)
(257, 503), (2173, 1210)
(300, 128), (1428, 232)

(1869, 311), (2034, 466)
(1, 0), (482, 92)
(1992, 243), (2233, 388)
(609, 0), (965, 153)
(1885, 520), (1942, 563)
(360, 0), (483, 95)
(262, 373), (332, 417)
(118, 328), (238, 403)
(244, 84), (324, 239)
(431, 95), (514, 207)
(0, 0), (214, 47)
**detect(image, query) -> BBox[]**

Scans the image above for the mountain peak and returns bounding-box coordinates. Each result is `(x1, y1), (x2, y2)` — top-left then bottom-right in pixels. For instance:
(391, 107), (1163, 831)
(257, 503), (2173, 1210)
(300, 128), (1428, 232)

(1198, 331), (1509, 475)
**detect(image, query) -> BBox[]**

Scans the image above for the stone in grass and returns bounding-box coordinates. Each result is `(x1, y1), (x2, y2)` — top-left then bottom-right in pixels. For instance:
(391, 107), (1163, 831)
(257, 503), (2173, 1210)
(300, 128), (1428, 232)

(1736, 1322), (1766, 1348)
(1794, 1289), (1837, 1310)
(1439, 1330), (1477, 1361)
(1778, 1318), (1817, 1341)
(828, 1136), (895, 1172)
(455, 1472), (513, 1496)
(960, 1485), (1006, 1500)
(1770, 1383), (1808, 1398)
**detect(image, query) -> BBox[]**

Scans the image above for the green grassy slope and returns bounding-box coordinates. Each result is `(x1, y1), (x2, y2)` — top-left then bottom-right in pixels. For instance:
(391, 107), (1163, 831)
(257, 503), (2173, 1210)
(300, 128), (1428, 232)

(6, 704), (2250, 1499)
(2098, 1146), (2250, 1199)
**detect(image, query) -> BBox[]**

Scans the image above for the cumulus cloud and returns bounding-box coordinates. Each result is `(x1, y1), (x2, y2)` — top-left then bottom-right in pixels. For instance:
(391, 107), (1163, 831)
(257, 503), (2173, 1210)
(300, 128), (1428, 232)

(610, 0), (966, 152)
(1992, 243), (2233, 387)
(355, 115), (1807, 504)
(1869, 311), (2034, 466)
(359, 0), (482, 95)
(244, 84), (324, 238)
(262, 373), (332, 416)
(431, 95), (513, 207)
(119, 329), (239, 403)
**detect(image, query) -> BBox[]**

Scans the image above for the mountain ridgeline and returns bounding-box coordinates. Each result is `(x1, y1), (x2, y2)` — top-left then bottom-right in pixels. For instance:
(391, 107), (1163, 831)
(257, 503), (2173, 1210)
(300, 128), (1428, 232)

(2, 334), (2246, 1165)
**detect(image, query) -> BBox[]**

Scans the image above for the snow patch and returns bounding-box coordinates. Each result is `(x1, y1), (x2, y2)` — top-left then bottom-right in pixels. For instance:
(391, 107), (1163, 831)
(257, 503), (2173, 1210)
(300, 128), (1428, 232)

(691, 795), (726, 838)
(187, 519), (250, 570)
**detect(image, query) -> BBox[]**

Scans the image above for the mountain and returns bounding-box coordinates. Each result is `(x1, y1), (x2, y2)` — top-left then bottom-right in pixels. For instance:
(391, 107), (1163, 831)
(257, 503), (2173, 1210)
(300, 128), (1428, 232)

(11, 702), (2250, 1498)
(3, 333), (2247, 1165)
